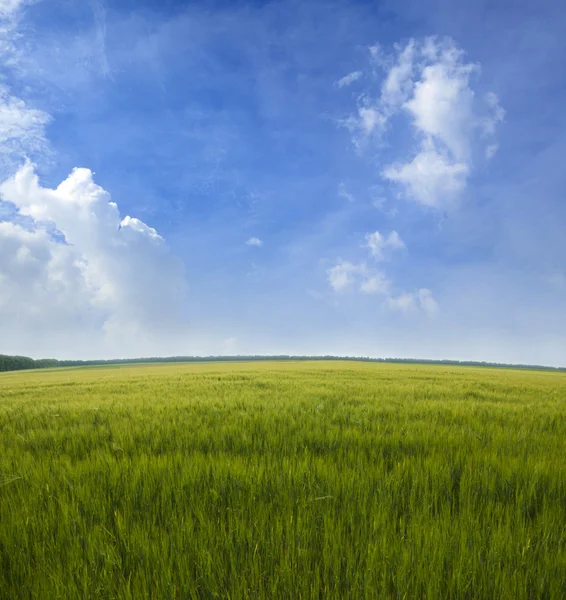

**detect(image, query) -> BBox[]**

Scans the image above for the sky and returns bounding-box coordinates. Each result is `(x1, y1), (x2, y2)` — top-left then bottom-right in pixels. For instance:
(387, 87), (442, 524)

(0, 0), (565, 366)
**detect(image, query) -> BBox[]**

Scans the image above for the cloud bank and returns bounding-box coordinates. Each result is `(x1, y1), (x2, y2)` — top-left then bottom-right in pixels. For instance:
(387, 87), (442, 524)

(0, 163), (189, 357)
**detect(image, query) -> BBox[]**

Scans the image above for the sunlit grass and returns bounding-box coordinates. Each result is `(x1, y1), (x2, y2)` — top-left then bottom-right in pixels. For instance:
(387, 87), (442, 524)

(1, 361), (565, 599)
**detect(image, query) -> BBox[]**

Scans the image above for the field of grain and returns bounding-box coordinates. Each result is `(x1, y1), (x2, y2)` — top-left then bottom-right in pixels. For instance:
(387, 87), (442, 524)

(0, 361), (565, 599)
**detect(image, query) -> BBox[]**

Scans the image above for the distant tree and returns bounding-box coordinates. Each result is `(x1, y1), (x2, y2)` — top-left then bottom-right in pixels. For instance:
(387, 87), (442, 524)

(0, 355), (37, 372)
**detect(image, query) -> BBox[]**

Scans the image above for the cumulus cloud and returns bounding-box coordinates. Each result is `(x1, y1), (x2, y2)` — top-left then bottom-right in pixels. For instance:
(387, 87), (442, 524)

(335, 70), (362, 88)
(387, 39), (502, 208)
(327, 260), (364, 292)
(359, 273), (390, 294)
(344, 37), (503, 209)
(0, 220), (95, 329)
(327, 231), (437, 314)
(404, 47), (477, 161)
(0, 163), (189, 356)
(383, 140), (469, 208)
(365, 230), (405, 260)
(246, 236), (263, 247)
(327, 256), (437, 313)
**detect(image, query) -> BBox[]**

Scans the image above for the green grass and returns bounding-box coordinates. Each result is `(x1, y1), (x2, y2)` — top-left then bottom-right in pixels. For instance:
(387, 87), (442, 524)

(0, 361), (565, 599)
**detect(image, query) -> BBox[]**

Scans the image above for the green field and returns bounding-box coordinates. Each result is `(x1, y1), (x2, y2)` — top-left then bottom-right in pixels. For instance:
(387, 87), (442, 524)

(0, 361), (565, 599)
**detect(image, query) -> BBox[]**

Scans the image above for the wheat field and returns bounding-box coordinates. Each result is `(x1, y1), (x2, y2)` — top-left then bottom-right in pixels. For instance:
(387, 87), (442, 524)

(0, 361), (565, 599)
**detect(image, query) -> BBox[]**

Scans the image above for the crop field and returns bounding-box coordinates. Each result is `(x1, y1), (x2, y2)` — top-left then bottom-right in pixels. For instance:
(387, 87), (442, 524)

(0, 361), (565, 599)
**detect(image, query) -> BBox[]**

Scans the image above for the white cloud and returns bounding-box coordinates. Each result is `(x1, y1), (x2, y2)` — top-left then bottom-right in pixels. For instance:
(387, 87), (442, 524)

(327, 260), (391, 294)
(368, 43), (382, 61)
(389, 39), (502, 208)
(327, 231), (437, 314)
(485, 143), (499, 160)
(404, 50), (477, 161)
(358, 106), (384, 136)
(340, 103), (387, 149)
(0, 2), (51, 174)
(383, 140), (469, 208)
(364, 230), (405, 260)
(327, 260), (363, 292)
(482, 92), (505, 135)
(0, 85), (50, 172)
(91, 0), (111, 78)
(335, 70), (362, 88)
(381, 40), (415, 107)
(0, 220), (96, 329)
(246, 236), (263, 247)
(328, 257), (437, 314)
(360, 273), (390, 294)
(386, 231), (405, 249)
(337, 182), (355, 203)
(418, 288), (439, 315)
(388, 288), (439, 316)
(387, 292), (416, 312)
(0, 163), (190, 356)
(0, 2), (191, 357)
(0, 0), (28, 18)
(344, 37), (503, 209)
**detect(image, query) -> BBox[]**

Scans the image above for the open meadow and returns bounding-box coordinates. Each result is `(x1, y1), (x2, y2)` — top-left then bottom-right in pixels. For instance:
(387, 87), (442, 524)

(0, 361), (565, 599)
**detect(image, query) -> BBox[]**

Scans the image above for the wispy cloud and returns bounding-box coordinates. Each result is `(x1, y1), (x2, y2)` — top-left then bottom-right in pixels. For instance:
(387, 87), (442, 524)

(0, 1), (50, 174)
(335, 70), (361, 88)
(388, 288), (439, 316)
(381, 40), (415, 108)
(337, 182), (355, 203)
(90, 0), (111, 78)
(0, 0), (29, 18)
(0, 85), (50, 171)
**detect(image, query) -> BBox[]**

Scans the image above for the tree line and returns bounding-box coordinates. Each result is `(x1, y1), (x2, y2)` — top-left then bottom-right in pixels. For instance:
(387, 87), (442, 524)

(0, 355), (59, 372)
(0, 353), (564, 373)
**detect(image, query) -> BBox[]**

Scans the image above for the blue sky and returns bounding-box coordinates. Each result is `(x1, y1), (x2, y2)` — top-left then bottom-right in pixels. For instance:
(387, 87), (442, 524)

(0, 0), (565, 365)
